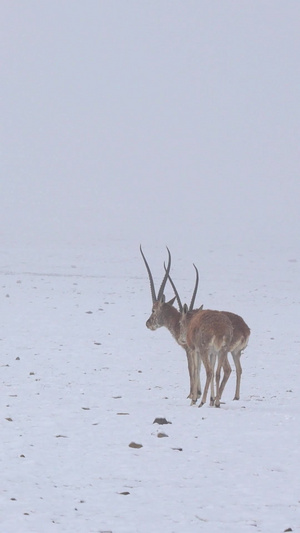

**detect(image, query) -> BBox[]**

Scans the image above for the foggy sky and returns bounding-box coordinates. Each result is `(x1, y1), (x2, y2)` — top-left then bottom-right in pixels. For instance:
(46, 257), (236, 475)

(1, 1), (299, 252)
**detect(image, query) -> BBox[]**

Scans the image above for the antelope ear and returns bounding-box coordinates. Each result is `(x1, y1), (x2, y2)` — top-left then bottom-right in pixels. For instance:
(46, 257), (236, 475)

(199, 304), (203, 310)
(166, 296), (176, 306)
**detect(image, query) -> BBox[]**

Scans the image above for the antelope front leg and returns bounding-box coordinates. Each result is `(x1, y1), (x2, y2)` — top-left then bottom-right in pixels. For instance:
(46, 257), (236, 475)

(186, 349), (201, 400)
(186, 348), (196, 400)
(190, 350), (200, 405)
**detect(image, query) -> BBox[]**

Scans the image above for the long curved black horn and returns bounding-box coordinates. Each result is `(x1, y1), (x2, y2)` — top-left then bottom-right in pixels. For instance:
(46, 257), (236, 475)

(165, 264), (183, 312)
(140, 245), (156, 303)
(189, 264), (199, 311)
(157, 247), (171, 301)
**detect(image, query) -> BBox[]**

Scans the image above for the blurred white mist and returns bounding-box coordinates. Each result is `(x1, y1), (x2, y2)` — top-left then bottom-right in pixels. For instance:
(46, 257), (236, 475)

(1, 1), (299, 252)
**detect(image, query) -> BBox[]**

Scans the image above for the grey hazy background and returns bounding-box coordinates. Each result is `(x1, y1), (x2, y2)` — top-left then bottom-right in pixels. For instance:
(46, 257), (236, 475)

(1, 1), (299, 252)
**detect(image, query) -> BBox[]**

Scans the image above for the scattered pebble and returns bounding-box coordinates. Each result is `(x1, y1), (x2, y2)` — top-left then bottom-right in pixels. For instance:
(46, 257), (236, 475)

(153, 417), (172, 425)
(128, 442), (143, 449)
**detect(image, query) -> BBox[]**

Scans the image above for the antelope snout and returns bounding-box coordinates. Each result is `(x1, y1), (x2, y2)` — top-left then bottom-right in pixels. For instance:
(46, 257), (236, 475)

(146, 319), (156, 330)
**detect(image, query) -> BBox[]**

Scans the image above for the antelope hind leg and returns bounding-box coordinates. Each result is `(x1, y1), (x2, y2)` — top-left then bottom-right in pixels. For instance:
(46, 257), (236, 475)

(231, 350), (242, 400)
(215, 353), (232, 407)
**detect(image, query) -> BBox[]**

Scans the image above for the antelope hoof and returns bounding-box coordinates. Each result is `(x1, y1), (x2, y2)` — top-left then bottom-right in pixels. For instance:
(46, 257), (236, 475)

(198, 401), (204, 408)
(209, 397), (215, 407)
(233, 396), (240, 401)
(190, 399), (197, 406)
(214, 400), (220, 408)
(188, 391), (201, 400)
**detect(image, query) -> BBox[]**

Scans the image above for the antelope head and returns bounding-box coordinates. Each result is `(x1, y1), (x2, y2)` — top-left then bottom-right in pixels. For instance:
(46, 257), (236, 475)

(140, 246), (176, 331)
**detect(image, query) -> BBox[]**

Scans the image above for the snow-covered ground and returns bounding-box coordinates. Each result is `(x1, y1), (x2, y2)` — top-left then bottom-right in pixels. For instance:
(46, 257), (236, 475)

(1, 241), (299, 533)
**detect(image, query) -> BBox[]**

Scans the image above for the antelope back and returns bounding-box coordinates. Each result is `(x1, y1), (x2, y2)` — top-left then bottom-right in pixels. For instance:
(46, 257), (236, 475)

(184, 309), (233, 351)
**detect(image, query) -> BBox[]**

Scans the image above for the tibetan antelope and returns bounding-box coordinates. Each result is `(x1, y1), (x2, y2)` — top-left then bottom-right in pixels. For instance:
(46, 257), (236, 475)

(168, 264), (250, 403)
(179, 304), (233, 407)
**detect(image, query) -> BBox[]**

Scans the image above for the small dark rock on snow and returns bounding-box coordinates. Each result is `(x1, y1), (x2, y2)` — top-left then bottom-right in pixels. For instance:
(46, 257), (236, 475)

(153, 417), (172, 425)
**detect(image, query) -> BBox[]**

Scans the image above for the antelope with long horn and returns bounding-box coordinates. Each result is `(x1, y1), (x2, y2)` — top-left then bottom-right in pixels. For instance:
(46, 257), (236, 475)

(140, 246), (201, 400)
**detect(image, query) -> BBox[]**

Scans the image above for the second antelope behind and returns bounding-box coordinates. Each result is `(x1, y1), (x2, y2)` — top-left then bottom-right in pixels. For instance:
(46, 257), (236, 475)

(168, 264), (251, 404)
(179, 304), (233, 407)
